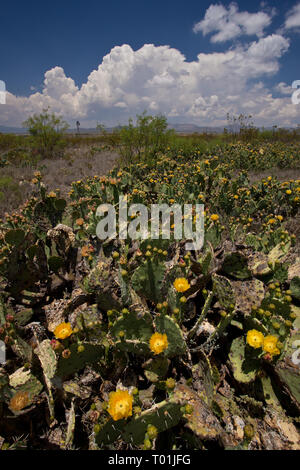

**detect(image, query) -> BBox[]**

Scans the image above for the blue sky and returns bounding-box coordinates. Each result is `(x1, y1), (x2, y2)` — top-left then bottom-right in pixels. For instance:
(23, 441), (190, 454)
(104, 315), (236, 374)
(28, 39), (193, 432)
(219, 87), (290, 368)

(1, 0), (300, 127)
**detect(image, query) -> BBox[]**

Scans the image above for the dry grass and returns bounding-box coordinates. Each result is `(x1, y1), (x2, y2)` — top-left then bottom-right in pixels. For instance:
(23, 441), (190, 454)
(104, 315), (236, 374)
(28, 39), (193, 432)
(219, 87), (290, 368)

(248, 168), (300, 184)
(0, 145), (119, 217)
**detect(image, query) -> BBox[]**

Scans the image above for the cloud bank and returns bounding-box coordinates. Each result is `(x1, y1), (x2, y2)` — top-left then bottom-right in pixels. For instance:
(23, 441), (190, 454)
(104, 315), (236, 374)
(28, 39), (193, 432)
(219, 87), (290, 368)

(1, 3), (300, 128)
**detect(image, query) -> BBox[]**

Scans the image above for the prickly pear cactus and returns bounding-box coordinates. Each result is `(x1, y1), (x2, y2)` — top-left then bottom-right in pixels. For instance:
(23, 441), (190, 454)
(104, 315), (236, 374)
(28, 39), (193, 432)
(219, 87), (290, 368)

(290, 277), (300, 300)
(229, 337), (259, 384)
(154, 315), (187, 358)
(57, 342), (104, 378)
(143, 356), (170, 383)
(8, 367), (43, 413)
(111, 309), (153, 356)
(212, 274), (236, 310)
(131, 260), (165, 304)
(222, 252), (251, 280)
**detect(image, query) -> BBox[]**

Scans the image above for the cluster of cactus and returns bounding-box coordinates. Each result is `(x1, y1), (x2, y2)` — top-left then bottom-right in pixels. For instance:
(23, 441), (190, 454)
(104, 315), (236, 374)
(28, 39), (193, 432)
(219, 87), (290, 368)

(0, 145), (299, 450)
(0, 223), (76, 302)
(95, 395), (184, 448)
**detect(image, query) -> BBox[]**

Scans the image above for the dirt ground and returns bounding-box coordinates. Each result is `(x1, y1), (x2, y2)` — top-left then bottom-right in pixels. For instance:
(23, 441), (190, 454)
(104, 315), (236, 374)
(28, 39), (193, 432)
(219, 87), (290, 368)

(0, 146), (120, 217)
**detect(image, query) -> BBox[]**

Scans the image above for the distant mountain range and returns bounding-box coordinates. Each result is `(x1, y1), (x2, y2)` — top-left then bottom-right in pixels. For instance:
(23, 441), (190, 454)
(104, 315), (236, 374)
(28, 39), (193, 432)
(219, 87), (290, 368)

(0, 123), (293, 135)
(0, 123), (225, 135)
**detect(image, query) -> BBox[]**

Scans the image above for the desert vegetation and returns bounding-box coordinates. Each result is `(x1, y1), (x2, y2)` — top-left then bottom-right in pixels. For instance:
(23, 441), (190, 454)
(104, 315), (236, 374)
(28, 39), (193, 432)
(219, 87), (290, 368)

(0, 112), (299, 450)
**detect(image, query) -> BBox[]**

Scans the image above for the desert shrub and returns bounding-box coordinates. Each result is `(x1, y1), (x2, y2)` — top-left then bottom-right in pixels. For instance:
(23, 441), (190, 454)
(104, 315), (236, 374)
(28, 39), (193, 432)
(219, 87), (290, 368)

(23, 108), (69, 158)
(117, 112), (174, 164)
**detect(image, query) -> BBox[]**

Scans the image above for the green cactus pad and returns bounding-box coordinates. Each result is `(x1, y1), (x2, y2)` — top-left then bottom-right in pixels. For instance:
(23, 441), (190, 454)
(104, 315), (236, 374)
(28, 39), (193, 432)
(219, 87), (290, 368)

(5, 229), (26, 247)
(173, 383), (223, 440)
(57, 342), (104, 378)
(275, 363), (300, 407)
(8, 367), (43, 411)
(11, 335), (33, 362)
(268, 242), (291, 264)
(290, 277), (300, 300)
(232, 279), (265, 315)
(212, 274), (235, 310)
(154, 315), (186, 358)
(94, 419), (127, 446)
(111, 310), (153, 345)
(143, 356), (170, 383)
(222, 252), (252, 280)
(35, 339), (58, 380)
(122, 399), (183, 445)
(248, 252), (271, 276)
(131, 260), (165, 303)
(48, 256), (65, 273)
(229, 337), (259, 383)
(15, 308), (34, 327)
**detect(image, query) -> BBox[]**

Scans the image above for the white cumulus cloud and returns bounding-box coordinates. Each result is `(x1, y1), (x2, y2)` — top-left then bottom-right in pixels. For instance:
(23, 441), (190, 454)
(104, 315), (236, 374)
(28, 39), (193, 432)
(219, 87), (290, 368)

(193, 3), (273, 43)
(284, 2), (300, 31)
(0, 32), (299, 128)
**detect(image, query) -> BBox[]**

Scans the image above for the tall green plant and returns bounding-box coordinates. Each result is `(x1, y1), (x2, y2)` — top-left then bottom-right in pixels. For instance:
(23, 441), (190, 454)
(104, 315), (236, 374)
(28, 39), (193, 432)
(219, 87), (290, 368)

(23, 107), (69, 158)
(118, 111), (174, 164)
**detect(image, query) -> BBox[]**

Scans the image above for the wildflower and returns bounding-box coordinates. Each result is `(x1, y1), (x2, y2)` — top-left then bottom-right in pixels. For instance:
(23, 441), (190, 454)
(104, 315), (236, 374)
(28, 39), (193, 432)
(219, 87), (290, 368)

(9, 391), (30, 412)
(48, 191), (57, 198)
(173, 277), (190, 293)
(246, 329), (264, 349)
(76, 218), (84, 226)
(107, 390), (133, 421)
(263, 335), (280, 356)
(286, 189), (292, 195)
(149, 332), (168, 355)
(54, 322), (73, 340)
(210, 214), (219, 222)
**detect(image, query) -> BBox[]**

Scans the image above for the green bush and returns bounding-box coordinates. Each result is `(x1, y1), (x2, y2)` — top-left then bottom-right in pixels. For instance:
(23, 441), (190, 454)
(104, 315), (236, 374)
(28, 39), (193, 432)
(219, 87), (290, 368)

(117, 111), (174, 164)
(23, 108), (69, 158)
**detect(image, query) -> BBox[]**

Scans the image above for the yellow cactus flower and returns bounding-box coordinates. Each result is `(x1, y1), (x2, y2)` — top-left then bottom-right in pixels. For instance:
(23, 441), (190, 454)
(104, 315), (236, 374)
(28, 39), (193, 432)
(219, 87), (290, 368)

(54, 322), (73, 340)
(173, 277), (190, 293)
(246, 329), (264, 349)
(210, 214), (219, 222)
(263, 335), (280, 356)
(149, 332), (168, 355)
(107, 390), (133, 421)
